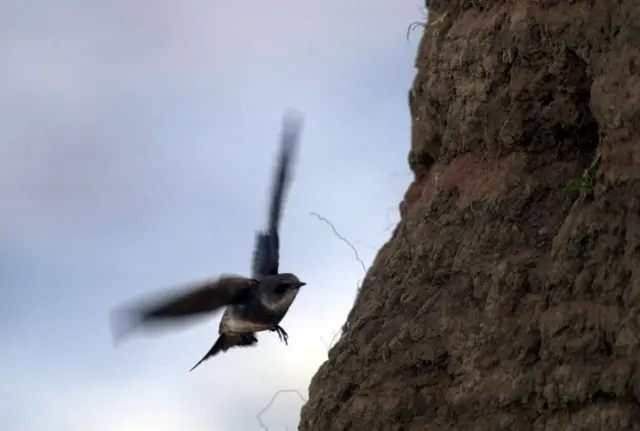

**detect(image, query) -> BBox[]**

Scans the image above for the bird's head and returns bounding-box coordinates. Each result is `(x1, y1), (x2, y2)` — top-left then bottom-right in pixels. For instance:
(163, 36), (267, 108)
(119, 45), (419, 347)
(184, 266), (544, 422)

(272, 273), (306, 294)
(259, 273), (305, 311)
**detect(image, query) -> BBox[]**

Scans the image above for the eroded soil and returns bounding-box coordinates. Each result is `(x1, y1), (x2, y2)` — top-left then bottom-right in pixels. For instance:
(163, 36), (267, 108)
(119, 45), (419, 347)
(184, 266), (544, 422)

(300, 0), (640, 430)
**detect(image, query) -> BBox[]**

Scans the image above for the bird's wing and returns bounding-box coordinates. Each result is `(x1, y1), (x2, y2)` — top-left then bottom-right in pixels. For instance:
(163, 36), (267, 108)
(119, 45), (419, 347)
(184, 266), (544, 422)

(110, 275), (258, 344)
(251, 111), (303, 279)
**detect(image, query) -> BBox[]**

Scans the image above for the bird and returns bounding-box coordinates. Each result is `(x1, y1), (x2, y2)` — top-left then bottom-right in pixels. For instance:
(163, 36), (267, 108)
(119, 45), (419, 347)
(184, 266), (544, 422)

(110, 112), (306, 371)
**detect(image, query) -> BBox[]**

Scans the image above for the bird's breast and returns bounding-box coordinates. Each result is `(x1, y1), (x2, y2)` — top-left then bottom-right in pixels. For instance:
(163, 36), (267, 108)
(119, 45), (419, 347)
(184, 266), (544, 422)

(220, 307), (273, 333)
(260, 290), (299, 314)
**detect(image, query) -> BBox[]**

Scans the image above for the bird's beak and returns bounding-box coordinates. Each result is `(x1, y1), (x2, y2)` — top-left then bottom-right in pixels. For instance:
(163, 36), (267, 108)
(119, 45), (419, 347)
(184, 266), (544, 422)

(296, 281), (307, 288)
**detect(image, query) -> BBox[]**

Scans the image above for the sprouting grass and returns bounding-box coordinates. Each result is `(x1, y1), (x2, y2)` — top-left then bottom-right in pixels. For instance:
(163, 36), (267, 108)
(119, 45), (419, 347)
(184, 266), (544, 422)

(561, 154), (602, 198)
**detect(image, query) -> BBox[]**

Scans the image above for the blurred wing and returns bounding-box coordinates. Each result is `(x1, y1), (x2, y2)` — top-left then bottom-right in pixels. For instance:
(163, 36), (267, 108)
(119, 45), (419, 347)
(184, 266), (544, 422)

(251, 111), (303, 279)
(110, 276), (257, 344)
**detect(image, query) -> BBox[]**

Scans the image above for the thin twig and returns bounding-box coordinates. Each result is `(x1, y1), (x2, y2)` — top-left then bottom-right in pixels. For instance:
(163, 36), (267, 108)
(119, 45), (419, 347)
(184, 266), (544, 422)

(353, 240), (379, 251)
(257, 216), (368, 429)
(407, 10), (449, 41)
(310, 212), (367, 275)
(320, 328), (342, 353)
(406, 21), (425, 42)
(406, 3), (428, 42)
(257, 389), (308, 431)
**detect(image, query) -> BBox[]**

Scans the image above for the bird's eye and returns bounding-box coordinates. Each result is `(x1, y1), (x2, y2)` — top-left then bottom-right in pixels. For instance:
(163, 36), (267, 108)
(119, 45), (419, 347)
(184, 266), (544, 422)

(274, 282), (290, 294)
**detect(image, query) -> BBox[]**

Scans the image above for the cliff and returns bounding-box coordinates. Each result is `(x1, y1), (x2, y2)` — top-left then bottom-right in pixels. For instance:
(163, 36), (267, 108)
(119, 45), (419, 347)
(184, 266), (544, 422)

(299, 1), (640, 430)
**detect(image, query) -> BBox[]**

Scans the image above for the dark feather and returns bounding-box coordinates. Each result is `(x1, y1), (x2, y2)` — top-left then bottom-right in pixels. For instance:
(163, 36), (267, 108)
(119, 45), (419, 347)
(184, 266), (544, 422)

(251, 113), (303, 279)
(189, 333), (258, 372)
(111, 276), (258, 343)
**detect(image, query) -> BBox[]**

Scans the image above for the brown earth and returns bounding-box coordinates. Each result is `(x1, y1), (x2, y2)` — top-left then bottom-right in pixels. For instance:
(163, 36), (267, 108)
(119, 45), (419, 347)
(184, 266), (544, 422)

(299, 0), (640, 430)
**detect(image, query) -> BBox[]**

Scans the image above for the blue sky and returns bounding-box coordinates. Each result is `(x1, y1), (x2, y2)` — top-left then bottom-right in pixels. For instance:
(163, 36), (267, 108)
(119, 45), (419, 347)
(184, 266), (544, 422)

(0, 1), (421, 429)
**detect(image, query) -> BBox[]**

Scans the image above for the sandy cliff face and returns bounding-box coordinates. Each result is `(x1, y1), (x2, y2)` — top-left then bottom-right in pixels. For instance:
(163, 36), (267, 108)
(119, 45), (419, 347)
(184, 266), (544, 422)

(299, 1), (640, 430)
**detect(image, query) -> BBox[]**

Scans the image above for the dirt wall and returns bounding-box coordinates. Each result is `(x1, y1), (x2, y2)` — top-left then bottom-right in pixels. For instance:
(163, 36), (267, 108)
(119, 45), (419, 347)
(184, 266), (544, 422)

(300, 1), (640, 429)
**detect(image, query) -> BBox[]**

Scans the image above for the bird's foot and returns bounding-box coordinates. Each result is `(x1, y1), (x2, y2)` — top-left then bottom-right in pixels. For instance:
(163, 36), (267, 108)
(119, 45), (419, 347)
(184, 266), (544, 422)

(270, 325), (289, 345)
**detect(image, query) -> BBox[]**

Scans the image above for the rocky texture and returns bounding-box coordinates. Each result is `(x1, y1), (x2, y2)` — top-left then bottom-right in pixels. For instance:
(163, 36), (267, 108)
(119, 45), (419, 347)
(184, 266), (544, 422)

(299, 0), (640, 430)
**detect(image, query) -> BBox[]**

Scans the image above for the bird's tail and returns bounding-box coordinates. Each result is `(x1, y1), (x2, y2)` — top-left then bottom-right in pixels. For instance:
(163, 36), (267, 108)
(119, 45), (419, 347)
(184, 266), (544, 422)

(188, 333), (258, 372)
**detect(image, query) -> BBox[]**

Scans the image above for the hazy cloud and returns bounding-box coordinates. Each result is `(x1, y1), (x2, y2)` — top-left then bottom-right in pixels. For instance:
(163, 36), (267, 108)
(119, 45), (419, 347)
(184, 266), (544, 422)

(0, 0), (420, 429)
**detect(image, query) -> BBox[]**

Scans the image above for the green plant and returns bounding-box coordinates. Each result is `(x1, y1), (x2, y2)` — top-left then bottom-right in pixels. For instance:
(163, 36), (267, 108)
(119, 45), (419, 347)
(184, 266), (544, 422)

(561, 154), (602, 197)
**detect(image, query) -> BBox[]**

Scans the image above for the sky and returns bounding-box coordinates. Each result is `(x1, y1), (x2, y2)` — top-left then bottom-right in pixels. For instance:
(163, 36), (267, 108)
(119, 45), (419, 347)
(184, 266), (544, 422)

(0, 1), (422, 430)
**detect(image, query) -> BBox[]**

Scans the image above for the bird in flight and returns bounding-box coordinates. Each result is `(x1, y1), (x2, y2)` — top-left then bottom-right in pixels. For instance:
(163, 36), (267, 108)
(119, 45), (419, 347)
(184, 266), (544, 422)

(110, 112), (306, 371)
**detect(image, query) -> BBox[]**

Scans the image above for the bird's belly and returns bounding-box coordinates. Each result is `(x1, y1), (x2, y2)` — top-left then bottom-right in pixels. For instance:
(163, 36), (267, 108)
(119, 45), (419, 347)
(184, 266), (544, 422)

(224, 318), (272, 333)
(221, 307), (273, 333)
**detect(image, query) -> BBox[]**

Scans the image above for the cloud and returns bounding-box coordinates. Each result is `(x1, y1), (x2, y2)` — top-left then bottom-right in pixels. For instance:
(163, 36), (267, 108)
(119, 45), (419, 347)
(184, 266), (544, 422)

(0, 0), (419, 429)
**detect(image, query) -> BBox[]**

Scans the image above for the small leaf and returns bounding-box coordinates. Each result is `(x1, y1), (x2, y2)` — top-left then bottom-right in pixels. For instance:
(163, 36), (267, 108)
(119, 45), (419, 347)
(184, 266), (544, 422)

(562, 178), (582, 194)
(587, 154), (602, 178)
